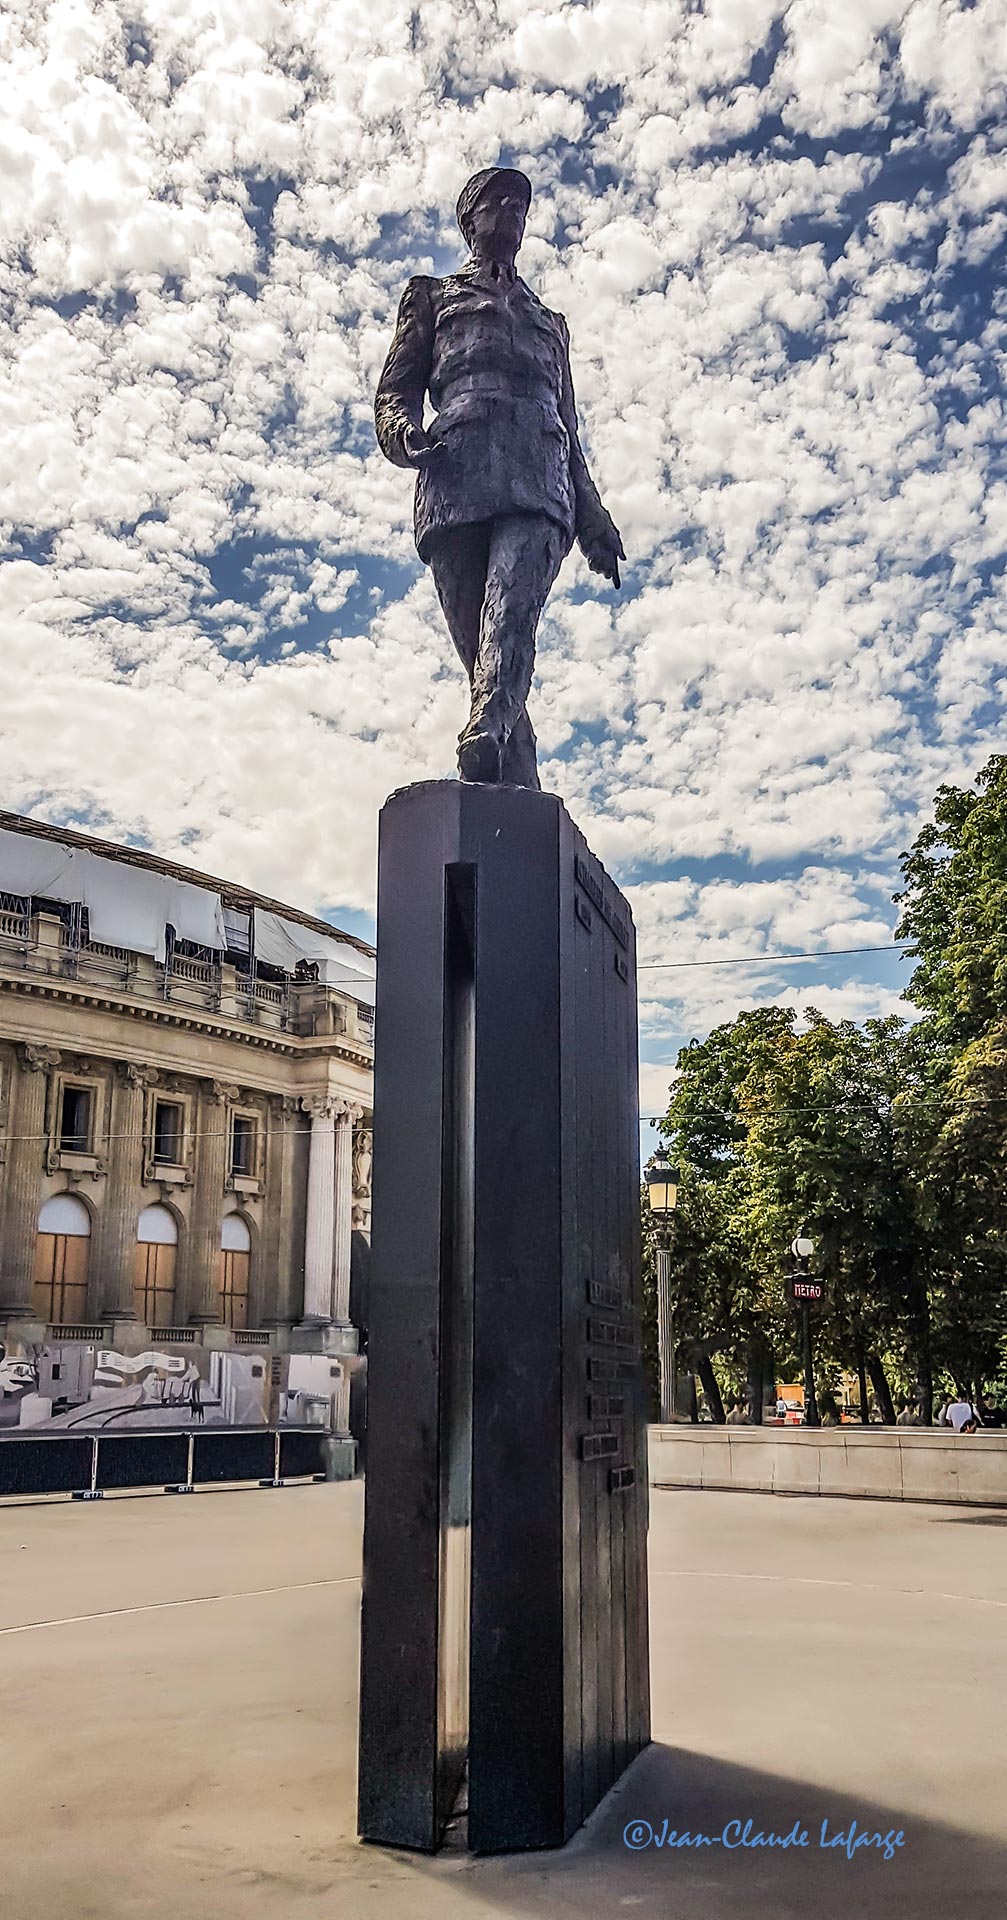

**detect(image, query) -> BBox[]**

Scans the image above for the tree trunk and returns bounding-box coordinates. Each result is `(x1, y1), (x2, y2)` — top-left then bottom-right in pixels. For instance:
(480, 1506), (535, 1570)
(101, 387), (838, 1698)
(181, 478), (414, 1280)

(686, 1372), (699, 1424)
(916, 1356), (934, 1427)
(912, 1277), (934, 1425)
(696, 1352), (726, 1424)
(746, 1340), (764, 1425)
(855, 1335), (871, 1425)
(866, 1352), (896, 1426)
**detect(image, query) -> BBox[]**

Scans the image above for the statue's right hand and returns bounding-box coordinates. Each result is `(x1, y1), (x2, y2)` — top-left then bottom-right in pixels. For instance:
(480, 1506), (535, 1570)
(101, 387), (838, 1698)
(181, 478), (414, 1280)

(403, 425), (445, 468)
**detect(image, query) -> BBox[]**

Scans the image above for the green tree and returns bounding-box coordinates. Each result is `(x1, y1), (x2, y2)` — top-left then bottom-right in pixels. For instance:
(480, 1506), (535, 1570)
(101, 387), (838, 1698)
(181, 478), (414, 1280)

(895, 755), (1007, 1402)
(659, 1009), (804, 1418)
(657, 1008), (929, 1420)
(640, 752), (1007, 1422)
(898, 1023), (1007, 1401)
(896, 753), (1007, 1050)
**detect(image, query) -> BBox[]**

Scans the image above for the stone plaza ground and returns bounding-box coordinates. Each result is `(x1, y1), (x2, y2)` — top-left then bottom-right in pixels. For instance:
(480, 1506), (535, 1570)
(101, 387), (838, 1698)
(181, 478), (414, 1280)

(1, 1479), (1004, 1920)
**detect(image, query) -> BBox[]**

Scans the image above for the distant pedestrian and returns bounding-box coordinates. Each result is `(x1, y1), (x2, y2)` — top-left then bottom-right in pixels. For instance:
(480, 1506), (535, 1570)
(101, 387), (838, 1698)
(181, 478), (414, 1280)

(896, 1398), (918, 1427)
(726, 1399), (748, 1425)
(946, 1395), (980, 1432)
(818, 1390), (841, 1427)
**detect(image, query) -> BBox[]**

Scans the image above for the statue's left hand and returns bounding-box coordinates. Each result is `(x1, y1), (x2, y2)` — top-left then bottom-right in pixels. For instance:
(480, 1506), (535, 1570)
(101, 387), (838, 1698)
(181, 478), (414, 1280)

(403, 424), (446, 468)
(579, 520), (626, 590)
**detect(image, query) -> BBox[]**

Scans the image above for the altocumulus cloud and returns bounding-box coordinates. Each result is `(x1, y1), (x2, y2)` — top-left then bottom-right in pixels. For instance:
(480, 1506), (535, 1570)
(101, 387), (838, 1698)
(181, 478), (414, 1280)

(1, 0), (1005, 1074)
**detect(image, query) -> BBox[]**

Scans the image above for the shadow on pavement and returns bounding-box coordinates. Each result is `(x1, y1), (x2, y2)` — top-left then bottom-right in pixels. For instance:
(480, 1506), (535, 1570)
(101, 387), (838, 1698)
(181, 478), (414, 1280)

(393, 1743), (1005, 1920)
(932, 1511), (1007, 1526)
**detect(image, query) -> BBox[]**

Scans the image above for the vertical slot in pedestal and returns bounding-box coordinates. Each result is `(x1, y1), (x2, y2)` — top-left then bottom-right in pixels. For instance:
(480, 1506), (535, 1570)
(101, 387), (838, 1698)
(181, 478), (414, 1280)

(436, 864), (475, 1833)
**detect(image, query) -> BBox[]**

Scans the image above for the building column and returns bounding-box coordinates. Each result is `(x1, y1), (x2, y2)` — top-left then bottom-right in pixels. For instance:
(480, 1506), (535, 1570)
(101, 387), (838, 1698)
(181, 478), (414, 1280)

(180, 1081), (237, 1325)
(331, 1103), (360, 1326)
(352, 1120), (373, 1242)
(92, 1063), (155, 1323)
(301, 1095), (338, 1325)
(0, 1046), (59, 1317)
(260, 1095), (299, 1327)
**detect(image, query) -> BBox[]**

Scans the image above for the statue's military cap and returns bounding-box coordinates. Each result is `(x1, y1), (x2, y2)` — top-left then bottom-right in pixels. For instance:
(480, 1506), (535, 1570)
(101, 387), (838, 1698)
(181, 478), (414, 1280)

(455, 167), (532, 245)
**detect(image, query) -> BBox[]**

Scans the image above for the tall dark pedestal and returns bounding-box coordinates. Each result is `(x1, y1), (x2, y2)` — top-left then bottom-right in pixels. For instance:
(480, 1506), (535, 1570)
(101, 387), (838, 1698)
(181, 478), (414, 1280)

(358, 781), (650, 1854)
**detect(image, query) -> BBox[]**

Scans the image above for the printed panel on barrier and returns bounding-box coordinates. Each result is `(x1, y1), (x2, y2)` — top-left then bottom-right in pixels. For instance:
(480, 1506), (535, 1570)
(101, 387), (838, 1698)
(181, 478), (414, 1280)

(0, 1339), (348, 1435)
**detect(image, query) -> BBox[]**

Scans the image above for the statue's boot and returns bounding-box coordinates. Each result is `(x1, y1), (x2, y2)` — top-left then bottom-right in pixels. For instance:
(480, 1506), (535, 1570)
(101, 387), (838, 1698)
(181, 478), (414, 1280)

(500, 711), (541, 789)
(458, 712), (542, 788)
(457, 727), (502, 783)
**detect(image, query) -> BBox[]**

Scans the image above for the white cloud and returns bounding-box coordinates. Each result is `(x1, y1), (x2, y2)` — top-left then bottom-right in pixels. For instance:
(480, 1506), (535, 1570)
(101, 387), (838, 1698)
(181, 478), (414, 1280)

(0, 0), (1002, 1078)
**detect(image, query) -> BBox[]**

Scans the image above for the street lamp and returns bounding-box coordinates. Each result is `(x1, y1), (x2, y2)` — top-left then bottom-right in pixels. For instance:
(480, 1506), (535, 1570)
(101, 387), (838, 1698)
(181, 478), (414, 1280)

(790, 1233), (820, 1429)
(646, 1150), (681, 1423)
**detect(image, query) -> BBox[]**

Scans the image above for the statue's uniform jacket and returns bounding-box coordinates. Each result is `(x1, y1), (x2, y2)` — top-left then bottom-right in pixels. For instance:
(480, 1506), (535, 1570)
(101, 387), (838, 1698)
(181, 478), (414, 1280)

(374, 263), (610, 562)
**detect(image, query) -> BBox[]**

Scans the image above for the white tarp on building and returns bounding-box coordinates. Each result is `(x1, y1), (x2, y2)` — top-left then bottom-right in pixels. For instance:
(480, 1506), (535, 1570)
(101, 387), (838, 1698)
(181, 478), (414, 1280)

(254, 909), (376, 1004)
(0, 827), (374, 996)
(0, 828), (227, 960)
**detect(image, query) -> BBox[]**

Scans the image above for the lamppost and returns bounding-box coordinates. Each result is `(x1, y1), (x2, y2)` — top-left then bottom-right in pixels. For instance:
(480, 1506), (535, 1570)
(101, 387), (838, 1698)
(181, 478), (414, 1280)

(646, 1149), (680, 1422)
(790, 1233), (820, 1429)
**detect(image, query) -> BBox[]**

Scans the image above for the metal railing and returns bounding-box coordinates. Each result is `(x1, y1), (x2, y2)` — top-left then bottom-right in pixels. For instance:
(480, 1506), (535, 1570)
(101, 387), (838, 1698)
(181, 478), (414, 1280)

(0, 906), (343, 1038)
(159, 946), (220, 1011)
(76, 940), (136, 990)
(169, 955), (215, 985)
(240, 977), (289, 1031)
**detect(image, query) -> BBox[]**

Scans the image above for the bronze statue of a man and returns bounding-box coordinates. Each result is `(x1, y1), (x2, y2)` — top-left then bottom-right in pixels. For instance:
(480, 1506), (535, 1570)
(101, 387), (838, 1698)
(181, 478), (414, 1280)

(375, 166), (625, 789)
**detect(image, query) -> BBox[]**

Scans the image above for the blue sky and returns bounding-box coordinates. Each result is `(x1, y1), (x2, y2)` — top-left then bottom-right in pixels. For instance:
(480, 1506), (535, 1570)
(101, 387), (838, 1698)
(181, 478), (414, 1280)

(2, 0), (1006, 1120)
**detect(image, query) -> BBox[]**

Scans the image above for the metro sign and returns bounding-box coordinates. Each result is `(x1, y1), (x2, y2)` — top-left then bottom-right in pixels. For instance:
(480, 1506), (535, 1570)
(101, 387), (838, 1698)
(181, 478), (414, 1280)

(786, 1275), (824, 1304)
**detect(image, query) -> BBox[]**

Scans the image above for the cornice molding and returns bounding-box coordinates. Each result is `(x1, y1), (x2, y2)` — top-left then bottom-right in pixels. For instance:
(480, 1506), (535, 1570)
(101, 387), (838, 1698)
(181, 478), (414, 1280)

(0, 976), (373, 1070)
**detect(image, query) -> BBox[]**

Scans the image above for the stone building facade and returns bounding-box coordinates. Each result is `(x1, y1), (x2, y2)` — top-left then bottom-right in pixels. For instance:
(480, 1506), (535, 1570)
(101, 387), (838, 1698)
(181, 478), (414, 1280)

(0, 814), (374, 1417)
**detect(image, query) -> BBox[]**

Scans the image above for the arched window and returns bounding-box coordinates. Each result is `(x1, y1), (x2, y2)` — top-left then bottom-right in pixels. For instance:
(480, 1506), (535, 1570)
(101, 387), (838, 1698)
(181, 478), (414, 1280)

(218, 1213), (251, 1331)
(32, 1193), (91, 1325)
(133, 1205), (179, 1330)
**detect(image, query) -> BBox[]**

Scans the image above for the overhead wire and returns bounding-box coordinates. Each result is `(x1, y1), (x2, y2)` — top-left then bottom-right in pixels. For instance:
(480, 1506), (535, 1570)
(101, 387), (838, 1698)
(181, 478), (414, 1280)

(638, 941), (911, 971)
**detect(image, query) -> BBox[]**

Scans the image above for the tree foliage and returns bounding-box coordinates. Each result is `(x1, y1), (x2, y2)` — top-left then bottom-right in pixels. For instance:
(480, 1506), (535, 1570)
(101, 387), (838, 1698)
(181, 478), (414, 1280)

(649, 754), (1007, 1421)
(896, 753), (1007, 1050)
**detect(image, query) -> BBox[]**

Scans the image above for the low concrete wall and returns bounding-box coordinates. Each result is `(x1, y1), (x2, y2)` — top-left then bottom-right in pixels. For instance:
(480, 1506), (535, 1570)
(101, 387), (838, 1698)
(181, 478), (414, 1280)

(648, 1422), (1007, 1506)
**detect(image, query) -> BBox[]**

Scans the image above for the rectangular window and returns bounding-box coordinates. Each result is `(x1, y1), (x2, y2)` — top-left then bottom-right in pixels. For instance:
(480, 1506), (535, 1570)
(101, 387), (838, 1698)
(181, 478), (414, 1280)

(230, 1114), (256, 1177)
(59, 1085), (92, 1153)
(152, 1100), (184, 1165)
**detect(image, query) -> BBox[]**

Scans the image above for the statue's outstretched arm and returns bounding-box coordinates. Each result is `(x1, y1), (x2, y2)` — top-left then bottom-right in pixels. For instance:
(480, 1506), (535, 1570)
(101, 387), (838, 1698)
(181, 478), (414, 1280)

(374, 276), (436, 469)
(558, 318), (625, 588)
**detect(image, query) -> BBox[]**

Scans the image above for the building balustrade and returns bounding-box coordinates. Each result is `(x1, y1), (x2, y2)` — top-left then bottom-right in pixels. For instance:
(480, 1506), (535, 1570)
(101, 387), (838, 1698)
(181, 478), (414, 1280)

(168, 955), (216, 986)
(0, 910), (372, 1049)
